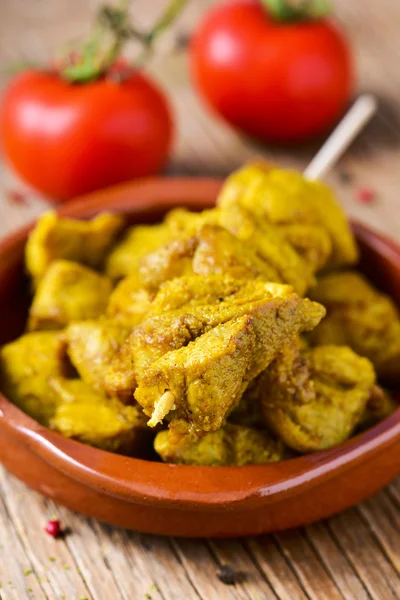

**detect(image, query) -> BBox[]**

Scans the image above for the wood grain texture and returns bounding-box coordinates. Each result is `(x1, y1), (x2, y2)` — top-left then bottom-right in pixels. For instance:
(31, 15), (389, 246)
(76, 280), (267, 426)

(0, 0), (399, 598)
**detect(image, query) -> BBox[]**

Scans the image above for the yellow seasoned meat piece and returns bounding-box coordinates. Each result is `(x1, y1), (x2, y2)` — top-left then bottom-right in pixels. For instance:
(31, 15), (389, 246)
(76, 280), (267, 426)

(105, 222), (174, 279)
(108, 240), (270, 324)
(140, 225), (281, 290)
(260, 343), (375, 453)
(192, 224), (282, 282)
(139, 236), (197, 291)
(66, 320), (135, 401)
(49, 378), (149, 453)
(164, 207), (218, 236)
(28, 260), (112, 331)
(132, 277), (324, 384)
(0, 331), (71, 425)
(219, 205), (314, 295)
(150, 275), (284, 314)
(309, 270), (400, 380)
(136, 316), (256, 435)
(134, 288), (325, 435)
(132, 280), (287, 393)
(276, 223), (332, 272)
(132, 312), (206, 383)
(228, 378), (265, 429)
(358, 385), (397, 430)
(166, 207), (312, 295)
(154, 423), (286, 466)
(26, 211), (124, 283)
(107, 272), (154, 325)
(217, 163), (358, 270)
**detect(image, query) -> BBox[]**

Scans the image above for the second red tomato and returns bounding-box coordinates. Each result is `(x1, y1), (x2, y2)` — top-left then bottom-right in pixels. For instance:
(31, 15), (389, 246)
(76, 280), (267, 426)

(190, 0), (354, 144)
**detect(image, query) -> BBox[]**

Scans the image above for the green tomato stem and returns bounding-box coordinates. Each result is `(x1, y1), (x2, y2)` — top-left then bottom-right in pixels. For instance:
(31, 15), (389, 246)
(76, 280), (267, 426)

(62, 0), (189, 83)
(261, 0), (331, 22)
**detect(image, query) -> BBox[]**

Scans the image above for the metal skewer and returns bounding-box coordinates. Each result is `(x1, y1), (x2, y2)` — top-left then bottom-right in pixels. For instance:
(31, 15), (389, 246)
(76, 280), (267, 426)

(304, 94), (377, 180)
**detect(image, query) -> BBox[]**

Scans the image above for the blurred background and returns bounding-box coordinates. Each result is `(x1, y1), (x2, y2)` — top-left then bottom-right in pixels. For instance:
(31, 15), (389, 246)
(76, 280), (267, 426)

(0, 0), (399, 236)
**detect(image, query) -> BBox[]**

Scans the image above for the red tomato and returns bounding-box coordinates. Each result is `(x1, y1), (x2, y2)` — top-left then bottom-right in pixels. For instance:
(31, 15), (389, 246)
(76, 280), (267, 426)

(1, 67), (173, 201)
(190, 0), (353, 144)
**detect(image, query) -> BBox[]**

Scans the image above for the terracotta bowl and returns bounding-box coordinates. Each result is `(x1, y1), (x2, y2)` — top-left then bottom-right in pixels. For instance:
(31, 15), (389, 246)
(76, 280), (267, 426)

(0, 177), (399, 538)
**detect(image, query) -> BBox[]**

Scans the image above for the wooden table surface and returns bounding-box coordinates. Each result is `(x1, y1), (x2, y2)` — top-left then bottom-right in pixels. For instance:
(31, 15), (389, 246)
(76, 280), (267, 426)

(0, 1), (400, 599)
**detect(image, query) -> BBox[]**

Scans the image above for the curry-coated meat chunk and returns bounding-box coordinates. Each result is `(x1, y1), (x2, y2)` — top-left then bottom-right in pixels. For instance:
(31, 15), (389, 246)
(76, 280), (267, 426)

(134, 284), (325, 435)
(192, 224), (282, 282)
(228, 377), (265, 429)
(0, 331), (71, 425)
(104, 222), (174, 280)
(26, 211), (124, 283)
(154, 423), (287, 466)
(309, 270), (400, 380)
(259, 343), (375, 452)
(49, 378), (149, 453)
(107, 272), (153, 325)
(217, 163), (358, 270)
(66, 319), (135, 401)
(124, 202), (313, 296)
(139, 236), (198, 291)
(132, 277), (325, 387)
(28, 260), (112, 331)
(358, 385), (397, 430)
(150, 275), (290, 315)
(136, 316), (257, 435)
(218, 204), (314, 295)
(132, 276), (283, 377)
(139, 224), (282, 291)
(166, 206), (313, 295)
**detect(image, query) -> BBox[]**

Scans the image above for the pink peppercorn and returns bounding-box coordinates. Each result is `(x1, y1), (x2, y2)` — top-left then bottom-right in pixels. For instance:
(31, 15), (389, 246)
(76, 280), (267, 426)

(7, 189), (28, 206)
(45, 519), (61, 538)
(356, 186), (376, 204)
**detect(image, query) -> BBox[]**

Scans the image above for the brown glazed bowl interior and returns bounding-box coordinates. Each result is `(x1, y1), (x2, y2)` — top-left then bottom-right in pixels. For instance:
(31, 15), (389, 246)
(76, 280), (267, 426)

(0, 177), (399, 538)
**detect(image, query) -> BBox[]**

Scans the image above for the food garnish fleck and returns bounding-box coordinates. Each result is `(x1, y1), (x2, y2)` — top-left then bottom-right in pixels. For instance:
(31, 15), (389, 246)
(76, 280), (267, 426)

(45, 519), (62, 538)
(216, 564), (243, 585)
(356, 186), (376, 204)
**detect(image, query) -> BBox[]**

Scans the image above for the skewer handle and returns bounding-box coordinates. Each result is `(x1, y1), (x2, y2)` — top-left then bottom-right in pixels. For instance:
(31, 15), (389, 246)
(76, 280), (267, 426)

(304, 94), (377, 180)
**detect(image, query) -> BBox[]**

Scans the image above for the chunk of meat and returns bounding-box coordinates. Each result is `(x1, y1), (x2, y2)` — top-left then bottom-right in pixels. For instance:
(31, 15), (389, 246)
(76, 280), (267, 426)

(358, 385), (397, 430)
(154, 423), (286, 466)
(192, 225), (282, 282)
(167, 207), (313, 295)
(26, 211), (124, 283)
(49, 378), (150, 453)
(276, 223), (332, 272)
(107, 273), (154, 325)
(309, 270), (400, 380)
(66, 320), (135, 401)
(104, 222), (173, 280)
(139, 236), (197, 291)
(28, 260), (112, 331)
(218, 163), (358, 268)
(218, 205), (314, 295)
(164, 207), (217, 236)
(259, 343), (375, 452)
(108, 247), (272, 325)
(0, 331), (71, 425)
(140, 225), (282, 290)
(228, 378), (265, 429)
(150, 275), (289, 314)
(134, 283), (325, 435)
(132, 277), (324, 385)
(136, 316), (256, 435)
(131, 312), (206, 384)
(217, 163), (358, 270)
